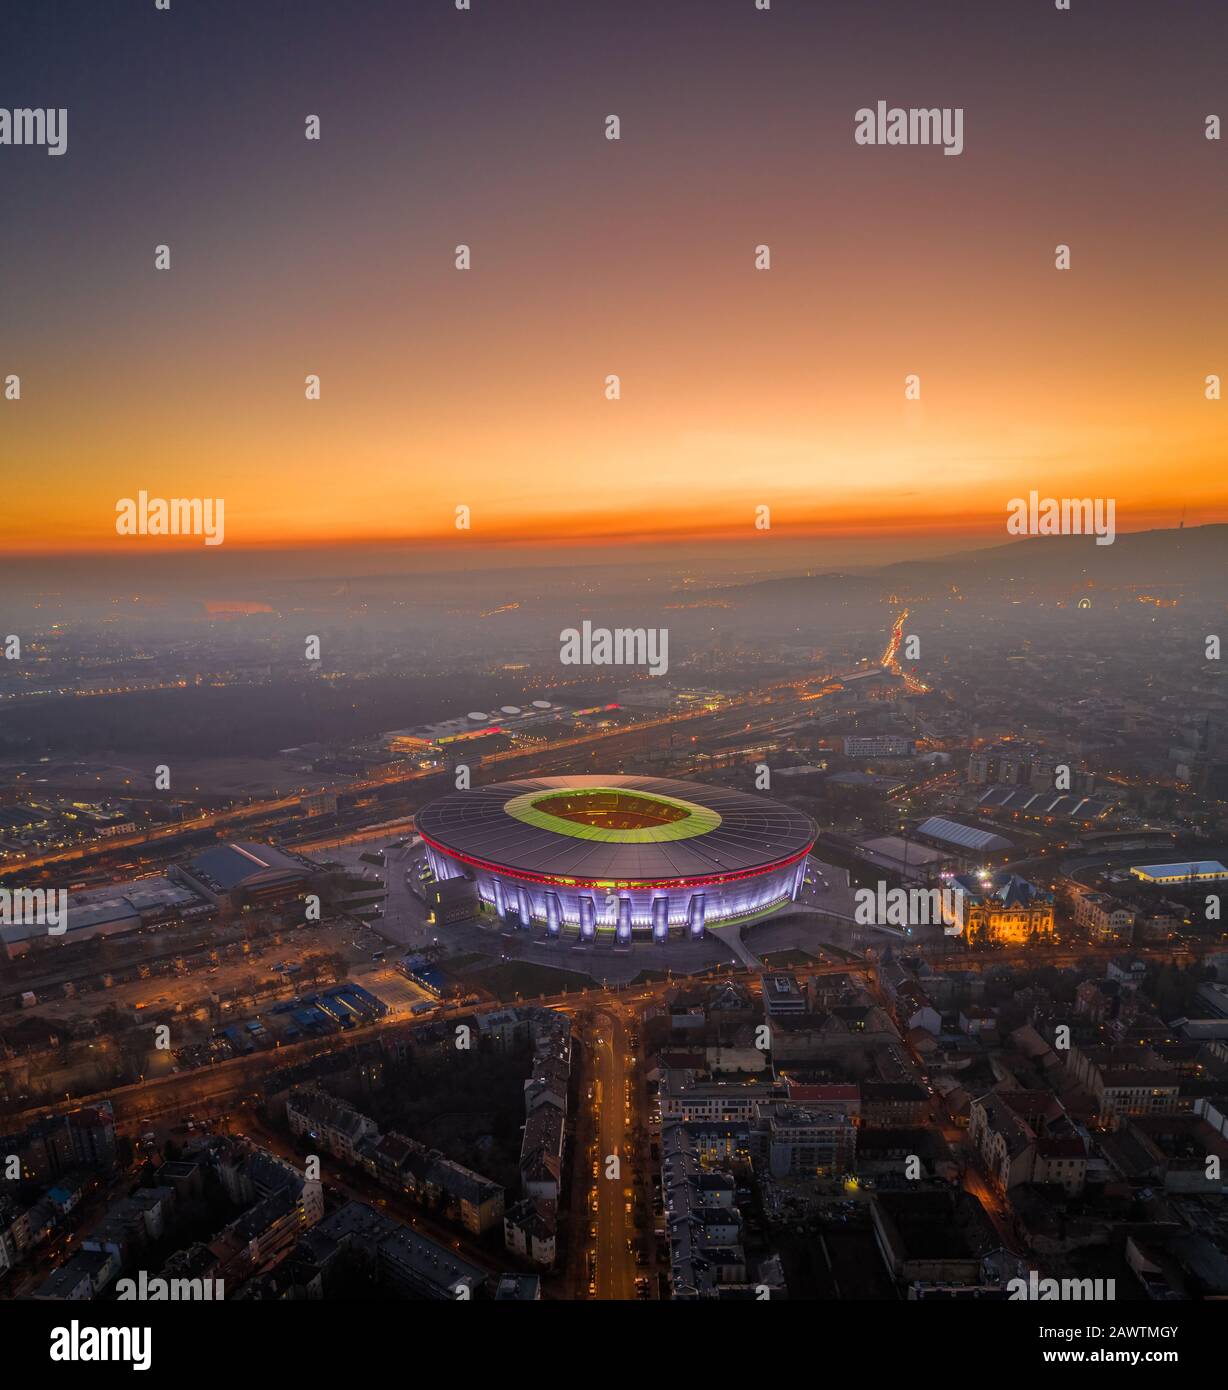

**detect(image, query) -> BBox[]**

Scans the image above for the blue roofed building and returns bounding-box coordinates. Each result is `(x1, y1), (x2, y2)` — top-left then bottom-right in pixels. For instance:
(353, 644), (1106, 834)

(1130, 860), (1228, 884)
(173, 841), (324, 910)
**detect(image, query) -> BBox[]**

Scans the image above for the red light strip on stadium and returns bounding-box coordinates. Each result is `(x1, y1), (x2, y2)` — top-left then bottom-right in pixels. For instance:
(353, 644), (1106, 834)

(418, 832), (813, 891)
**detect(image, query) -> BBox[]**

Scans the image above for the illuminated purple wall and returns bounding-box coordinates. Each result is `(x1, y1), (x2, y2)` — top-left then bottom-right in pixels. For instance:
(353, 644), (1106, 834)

(425, 845), (805, 939)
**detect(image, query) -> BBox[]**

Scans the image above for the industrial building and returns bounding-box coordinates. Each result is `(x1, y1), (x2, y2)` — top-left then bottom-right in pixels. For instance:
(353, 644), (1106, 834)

(1129, 860), (1228, 885)
(173, 840), (325, 911)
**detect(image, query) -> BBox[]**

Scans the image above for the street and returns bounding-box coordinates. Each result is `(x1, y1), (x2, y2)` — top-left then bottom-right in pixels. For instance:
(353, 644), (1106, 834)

(589, 1008), (639, 1300)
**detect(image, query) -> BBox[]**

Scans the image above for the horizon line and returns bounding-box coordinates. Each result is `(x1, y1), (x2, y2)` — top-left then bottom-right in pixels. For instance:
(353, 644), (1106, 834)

(1, 513), (1222, 562)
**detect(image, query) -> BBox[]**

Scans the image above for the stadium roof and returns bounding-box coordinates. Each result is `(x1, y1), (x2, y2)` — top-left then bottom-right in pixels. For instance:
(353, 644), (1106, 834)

(417, 776), (816, 884)
(915, 816), (1012, 853)
(976, 787), (1113, 820)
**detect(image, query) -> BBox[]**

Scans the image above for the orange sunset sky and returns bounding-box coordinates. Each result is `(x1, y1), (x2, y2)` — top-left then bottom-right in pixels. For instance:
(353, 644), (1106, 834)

(4, 0), (1225, 558)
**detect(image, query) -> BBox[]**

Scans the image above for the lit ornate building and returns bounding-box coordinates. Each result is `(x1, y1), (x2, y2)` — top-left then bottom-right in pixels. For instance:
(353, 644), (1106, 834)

(950, 871), (1055, 946)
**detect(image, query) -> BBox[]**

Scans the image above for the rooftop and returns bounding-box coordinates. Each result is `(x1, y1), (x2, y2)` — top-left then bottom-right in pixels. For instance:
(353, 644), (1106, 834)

(183, 840), (319, 893)
(418, 775), (815, 885)
(915, 815), (1013, 853)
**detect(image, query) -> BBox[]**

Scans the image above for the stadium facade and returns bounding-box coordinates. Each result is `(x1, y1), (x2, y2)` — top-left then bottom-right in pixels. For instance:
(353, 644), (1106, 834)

(416, 776), (816, 942)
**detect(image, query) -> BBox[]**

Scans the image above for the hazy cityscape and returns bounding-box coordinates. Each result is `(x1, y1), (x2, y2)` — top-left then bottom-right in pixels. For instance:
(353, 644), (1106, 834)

(1, 522), (1226, 1319)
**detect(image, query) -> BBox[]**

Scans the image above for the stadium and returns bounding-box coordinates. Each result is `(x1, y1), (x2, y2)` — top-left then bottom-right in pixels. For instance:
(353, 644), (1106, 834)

(416, 775), (817, 941)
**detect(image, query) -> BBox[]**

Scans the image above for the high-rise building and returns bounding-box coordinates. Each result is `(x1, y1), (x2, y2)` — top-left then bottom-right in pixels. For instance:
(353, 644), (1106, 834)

(967, 743), (1055, 787)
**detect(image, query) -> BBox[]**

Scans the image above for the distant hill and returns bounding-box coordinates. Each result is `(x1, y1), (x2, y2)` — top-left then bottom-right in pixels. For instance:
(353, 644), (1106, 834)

(879, 523), (1228, 586)
(715, 524), (1228, 600)
(712, 570), (888, 601)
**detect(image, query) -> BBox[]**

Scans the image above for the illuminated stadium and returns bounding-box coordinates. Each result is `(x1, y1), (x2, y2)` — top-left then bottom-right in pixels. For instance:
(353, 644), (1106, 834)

(416, 776), (817, 942)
